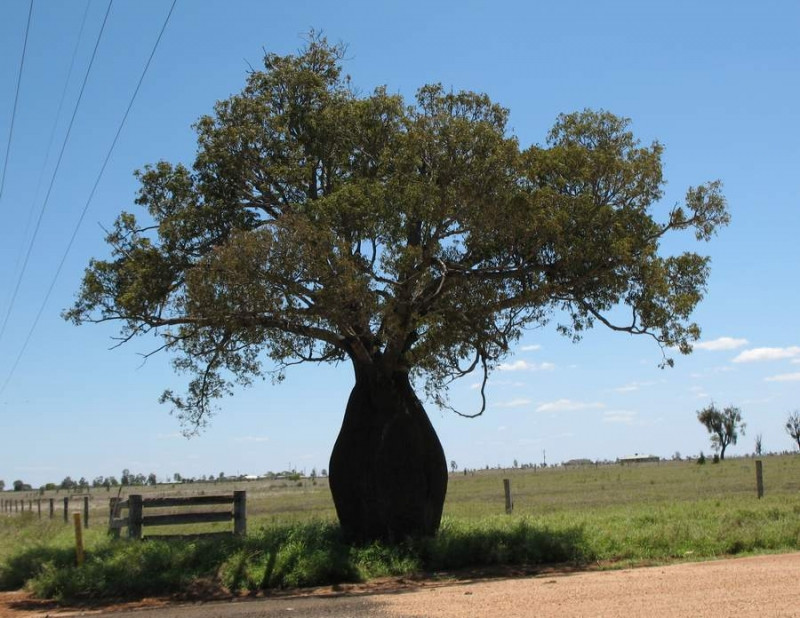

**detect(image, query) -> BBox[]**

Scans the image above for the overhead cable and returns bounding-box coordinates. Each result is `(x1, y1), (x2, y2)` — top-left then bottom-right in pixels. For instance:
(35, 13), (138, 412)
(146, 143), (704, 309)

(0, 0), (113, 346)
(0, 0), (34, 202)
(0, 0), (179, 396)
(6, 0), (91, 317)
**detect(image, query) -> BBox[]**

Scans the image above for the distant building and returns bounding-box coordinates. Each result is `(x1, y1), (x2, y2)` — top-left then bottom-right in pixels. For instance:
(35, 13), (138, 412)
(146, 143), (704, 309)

(564, 458), (594, 467)
(618, 453), (660, 464)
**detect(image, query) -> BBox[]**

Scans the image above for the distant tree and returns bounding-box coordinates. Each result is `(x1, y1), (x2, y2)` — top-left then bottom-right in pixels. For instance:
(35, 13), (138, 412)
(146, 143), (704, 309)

(0, 479), (4, 491)
(672, 451), (682, 461)
(785, 411), (800, 450)
(66, 37), (729, 541)
(147, 473), (158, 486)
(106, 476), (119, 487)
(13, 480), (25, 491)
(60, 476), (76, 490)
(121, 469), (131, 486)
(92, 476), (105, 488)
(78, 477), (89, 490)
(697, 404), (745, 460)
(697, 452), (706, 465)
(754, 434), (763, 456)
(173, 472), (182, 483)
(450, 460), (458, 473)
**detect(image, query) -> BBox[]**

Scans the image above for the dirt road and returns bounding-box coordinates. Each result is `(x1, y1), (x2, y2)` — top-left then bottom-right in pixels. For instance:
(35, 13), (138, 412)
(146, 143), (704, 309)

(2, 553), (799, 617)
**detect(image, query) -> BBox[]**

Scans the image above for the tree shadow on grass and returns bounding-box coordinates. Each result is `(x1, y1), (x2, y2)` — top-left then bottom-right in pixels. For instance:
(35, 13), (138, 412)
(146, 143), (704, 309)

(415, 518), (593, 572)
(0, 518), (593, 605)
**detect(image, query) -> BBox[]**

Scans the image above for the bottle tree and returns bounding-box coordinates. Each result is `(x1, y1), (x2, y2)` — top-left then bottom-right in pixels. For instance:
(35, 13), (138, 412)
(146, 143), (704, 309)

(67, 37), (728, 542)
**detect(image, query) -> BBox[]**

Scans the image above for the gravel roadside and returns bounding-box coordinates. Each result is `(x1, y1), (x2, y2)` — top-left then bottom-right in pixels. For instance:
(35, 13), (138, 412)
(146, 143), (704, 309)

(2, 552), (799, 617)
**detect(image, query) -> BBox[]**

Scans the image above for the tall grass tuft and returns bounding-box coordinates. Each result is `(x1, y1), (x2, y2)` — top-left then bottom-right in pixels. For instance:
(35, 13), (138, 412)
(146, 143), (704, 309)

(3, 456), (800, 601)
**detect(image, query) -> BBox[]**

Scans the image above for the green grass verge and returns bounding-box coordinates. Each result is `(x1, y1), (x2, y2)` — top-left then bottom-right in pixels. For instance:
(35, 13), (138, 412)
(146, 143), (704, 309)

(2, 455), (799, 601)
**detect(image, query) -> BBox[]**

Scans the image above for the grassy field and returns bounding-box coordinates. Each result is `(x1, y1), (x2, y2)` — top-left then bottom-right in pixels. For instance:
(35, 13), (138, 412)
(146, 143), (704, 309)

(1, 455), (799, 599)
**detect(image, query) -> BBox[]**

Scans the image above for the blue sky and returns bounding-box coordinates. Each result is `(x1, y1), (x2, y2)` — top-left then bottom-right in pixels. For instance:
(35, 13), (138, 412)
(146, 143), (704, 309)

(1, 0), (798, 487)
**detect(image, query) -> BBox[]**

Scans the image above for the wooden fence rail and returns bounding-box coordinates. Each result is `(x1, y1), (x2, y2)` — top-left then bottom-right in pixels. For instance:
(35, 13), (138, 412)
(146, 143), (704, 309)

(108, 491), (246, 540)
(1, 496), (90, 526)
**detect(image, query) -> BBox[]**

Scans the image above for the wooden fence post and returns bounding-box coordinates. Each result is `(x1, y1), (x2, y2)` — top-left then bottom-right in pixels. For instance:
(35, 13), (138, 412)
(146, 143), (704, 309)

(73, 514), (85, 567)
(109, 498), (121, 539)
(49, 498), (54, 519)
(63, 497), (69, 523)
(83, 497), (89, 528)
(503, 478), (513, 514)
(37, 499), (41, 519)
(755, 460), (764, 499)
(233, 491), (247, 536)
(128, 495), (143, 540)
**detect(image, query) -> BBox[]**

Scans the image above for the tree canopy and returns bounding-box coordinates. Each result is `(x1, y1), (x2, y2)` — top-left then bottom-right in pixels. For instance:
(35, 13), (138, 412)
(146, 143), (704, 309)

(786, 411), (800, 450)
(66, 36), (729, 432)
(697, 404), (745, 460)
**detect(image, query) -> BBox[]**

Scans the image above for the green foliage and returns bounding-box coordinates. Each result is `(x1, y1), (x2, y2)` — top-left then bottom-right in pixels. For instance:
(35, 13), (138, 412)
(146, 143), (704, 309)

(66, 35), (728, 429)
(416, 517), (592, 570)
(3, 457), (800, 601)
(15, 538), (234, 601)
(697, 404), (745, 459)
(785, 411), (800, 449)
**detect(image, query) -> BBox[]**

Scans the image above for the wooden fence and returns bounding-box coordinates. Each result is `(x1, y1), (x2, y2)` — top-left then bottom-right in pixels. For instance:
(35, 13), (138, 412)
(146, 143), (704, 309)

(1, 496), (91, 526)
(108, 491), (246, 540)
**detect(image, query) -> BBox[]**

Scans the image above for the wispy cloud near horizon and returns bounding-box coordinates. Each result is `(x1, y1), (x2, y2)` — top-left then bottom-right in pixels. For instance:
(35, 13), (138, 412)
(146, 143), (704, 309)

(498, 360), (555, 372)
(694, 336), (749, 351)
(536, 399), (606, 413)
(603, 410), (638, 424)
(494, 398), (533, 409)
(733, 346), (800, 363)
(765, 372), (800, 382)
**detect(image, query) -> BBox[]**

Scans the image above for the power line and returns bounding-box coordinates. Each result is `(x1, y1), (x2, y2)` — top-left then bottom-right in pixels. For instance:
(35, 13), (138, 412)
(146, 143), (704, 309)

(0, 0), (34, 202)
(0, 0), (179, 396)
(0, 0), (113, 346)
(6, 0), (92, 316)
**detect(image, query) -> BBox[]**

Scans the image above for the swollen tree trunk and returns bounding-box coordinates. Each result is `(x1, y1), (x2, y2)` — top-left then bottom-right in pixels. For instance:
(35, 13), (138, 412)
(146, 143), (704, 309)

(329, 362), (448, 543)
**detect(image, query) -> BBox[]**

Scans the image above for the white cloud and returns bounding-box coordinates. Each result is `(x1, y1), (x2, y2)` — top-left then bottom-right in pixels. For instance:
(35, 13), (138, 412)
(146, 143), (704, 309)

(520, 344), (542, 351)
(494, 398), (532, 409)
(694, 337), (749, 351)
(603, 410), (638, 424)
(733, 346), (800, 363)
(498, 360), (555, 372)
(612, 381), (654, 393)
(536, 399), (606, 413)
(491, 380), (527, 387)
(765, 372), (800, 383)
(689, 386), (709, 398)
